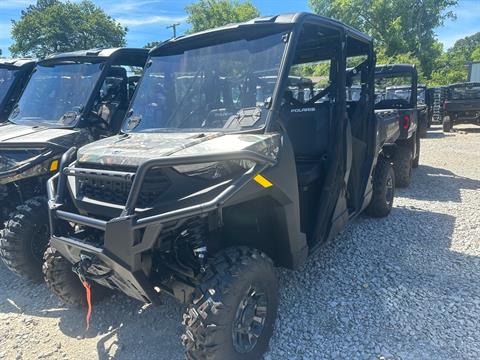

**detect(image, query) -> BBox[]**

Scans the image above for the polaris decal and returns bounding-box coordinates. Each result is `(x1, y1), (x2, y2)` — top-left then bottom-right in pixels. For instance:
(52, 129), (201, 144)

(290, 107), (316, 113)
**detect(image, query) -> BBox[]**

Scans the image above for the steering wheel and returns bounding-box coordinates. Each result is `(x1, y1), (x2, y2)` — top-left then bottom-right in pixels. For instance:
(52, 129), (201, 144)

(89, 111), (110, 130)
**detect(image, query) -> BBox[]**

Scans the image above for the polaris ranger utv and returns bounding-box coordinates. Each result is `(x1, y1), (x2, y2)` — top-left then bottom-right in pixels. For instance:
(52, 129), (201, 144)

(0, 59), (36, 122)
(44, 14), (396, 359)
(0, 48), (148, 281)
(375, 64), (421, 187)
(442, 82), (480, 132)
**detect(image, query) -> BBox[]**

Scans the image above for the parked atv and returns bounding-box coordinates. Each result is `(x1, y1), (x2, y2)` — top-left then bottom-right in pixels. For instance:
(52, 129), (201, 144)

(442, 82), (480, 132)
(0, 48), (148, 281)
(44, 14), (396, 359)
(0, 58), (36, 122)
(375, 64), (421, 187)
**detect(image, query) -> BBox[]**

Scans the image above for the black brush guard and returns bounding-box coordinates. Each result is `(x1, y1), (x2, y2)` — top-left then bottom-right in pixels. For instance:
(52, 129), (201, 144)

(47, 147), (276, 303)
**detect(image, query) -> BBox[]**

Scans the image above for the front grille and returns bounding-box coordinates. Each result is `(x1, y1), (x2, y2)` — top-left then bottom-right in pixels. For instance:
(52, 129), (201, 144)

(76, 164), (171, 208)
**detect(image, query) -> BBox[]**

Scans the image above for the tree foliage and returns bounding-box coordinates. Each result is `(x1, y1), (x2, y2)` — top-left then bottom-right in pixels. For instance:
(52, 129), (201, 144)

(185, 0), (259, 34)
(144, 41), (162, 49)
(429, 32), (480, 85)
(309, 0), (457, 78)
(10, 0), (127, 57)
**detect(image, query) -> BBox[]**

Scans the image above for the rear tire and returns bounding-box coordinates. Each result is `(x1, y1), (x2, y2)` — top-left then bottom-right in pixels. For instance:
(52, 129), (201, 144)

(365, 156), (395, 218)
(0, 197), (49, 282)
(419, 118), (428, 138)
(43, 247), (111, 306)
(413, 134), (420, 168)
(443, 116), (452, 132)
(182, 247), (278, 360)
(393, 146), (412, 188)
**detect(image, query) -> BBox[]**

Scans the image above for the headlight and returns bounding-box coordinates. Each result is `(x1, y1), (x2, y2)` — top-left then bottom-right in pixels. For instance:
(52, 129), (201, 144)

(0, 149), (44, 172)
(174, 160), (254, 180)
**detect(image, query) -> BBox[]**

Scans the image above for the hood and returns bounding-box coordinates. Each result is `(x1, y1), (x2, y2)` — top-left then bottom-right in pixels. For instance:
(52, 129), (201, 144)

(78, 132), (280, 167)
(0, 123), (88, 149)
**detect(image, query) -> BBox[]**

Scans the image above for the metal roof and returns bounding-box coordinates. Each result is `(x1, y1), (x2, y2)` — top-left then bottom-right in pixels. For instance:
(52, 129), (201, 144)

(0, 58), (36, 68)
(151, 12), (372, 55)
(375, 64), (417, 75)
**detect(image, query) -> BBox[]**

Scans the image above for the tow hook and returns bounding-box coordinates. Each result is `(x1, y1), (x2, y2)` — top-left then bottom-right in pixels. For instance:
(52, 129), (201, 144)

(72, 255), (93, 331)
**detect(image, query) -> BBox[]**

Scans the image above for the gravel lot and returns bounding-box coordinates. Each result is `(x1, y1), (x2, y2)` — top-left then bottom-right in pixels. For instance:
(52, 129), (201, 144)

(1, 124), (479, 360)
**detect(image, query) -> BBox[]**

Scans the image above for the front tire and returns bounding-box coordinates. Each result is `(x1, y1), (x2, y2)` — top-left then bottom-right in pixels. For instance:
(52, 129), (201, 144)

(43, 247), (111, 306)
(0, 197), (49, 282)
(393, 146), (412, 188)
(182, 247), (278, 360)
(365, 156), (395, 218)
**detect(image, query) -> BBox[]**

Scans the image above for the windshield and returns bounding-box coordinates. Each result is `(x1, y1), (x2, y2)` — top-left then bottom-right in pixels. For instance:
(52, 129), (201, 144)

(124, 32), (287, 133)
(9, 62), (103, 127)
(385, 87), (411, 101)
(374, 74), (413, 109)
(448, 83), (480, 100)
(0, 68), (18, 104)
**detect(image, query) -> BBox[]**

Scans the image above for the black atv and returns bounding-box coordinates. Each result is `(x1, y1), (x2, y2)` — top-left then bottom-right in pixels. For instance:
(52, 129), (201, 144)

(44, 13), (396, 359)
(374, 64), (422, 187)
(443, 82), (480, 132)
(0, 48), (148, 281)
(0, 58), (36, 122)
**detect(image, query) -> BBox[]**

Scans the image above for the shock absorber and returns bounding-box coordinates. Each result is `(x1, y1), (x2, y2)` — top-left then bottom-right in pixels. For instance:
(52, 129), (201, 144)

(180, 218), (208, 271)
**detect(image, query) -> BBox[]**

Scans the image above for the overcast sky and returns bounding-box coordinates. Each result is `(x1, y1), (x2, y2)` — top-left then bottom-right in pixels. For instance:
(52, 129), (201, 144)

(0, 0), (479, 56)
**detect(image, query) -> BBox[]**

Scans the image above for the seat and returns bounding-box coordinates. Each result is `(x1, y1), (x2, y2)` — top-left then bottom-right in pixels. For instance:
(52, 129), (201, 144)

(281, 102), (332, 186)
(97, 67), (128, 133)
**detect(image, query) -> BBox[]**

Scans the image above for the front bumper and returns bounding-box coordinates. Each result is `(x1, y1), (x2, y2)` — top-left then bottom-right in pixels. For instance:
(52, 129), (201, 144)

(48, 149), (276, 303)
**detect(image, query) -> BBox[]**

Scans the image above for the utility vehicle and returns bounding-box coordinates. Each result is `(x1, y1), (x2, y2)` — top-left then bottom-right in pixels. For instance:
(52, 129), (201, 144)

(0, 59), (36, 122)
(44, 13), (396, 359)
(0, 48), (148, 281)
(442, 82), (480, 132)
(375, 64), (421, 187)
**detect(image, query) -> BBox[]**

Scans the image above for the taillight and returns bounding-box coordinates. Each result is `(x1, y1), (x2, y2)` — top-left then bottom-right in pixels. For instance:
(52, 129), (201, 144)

(403, 114), (410, 129)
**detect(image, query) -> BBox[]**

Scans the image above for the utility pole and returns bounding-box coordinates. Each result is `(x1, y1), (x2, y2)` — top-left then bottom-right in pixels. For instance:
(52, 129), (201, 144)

(167, 23), (180, 38)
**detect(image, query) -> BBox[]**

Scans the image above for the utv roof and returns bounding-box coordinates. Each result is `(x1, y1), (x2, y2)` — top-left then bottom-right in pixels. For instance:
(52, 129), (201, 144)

(447, 81), (480, 88)
(0, 58), (36, 69)
(40, 48), (149, 67)
(151, 12), (372, 56)
(375, 64), (417, 76)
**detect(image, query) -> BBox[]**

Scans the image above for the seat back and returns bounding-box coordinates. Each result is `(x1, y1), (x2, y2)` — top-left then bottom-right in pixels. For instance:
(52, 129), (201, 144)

(282, 102), (332, 161)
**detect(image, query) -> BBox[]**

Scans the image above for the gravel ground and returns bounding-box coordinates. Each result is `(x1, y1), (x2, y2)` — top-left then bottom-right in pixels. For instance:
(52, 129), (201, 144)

(1, 124), (479, 360)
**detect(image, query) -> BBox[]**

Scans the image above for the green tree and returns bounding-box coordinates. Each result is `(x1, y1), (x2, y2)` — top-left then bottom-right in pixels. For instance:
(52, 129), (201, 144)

(471, 47), (480, 61)
(309, 0), (457, 77)
(144, 41), (162, 49)
(185, 0), (259, 34)
(10, 0), (127, 57)
(428, 33), (480, 86)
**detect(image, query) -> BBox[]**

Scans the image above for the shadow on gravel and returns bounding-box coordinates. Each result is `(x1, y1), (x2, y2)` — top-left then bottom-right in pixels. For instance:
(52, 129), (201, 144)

(0, 261), (184, 359)
(425, 130), (445, 139)
(453, 126), (480, 134)
(269, 206), (480, 359)
(398, 164), (480, 202)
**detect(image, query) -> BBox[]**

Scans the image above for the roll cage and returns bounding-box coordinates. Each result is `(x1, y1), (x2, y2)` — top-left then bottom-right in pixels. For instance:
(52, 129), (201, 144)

(14, 48), (148, 129)
(374, 64), (418, 109)
(0, 59), (36, 121)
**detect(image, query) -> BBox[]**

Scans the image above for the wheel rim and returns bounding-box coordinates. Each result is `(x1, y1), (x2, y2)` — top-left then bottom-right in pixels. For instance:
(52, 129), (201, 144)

(385, 173), (394, 206)
(31, 223), (49, 262)
(232, 286), (268, 354)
